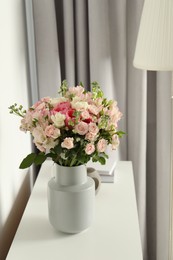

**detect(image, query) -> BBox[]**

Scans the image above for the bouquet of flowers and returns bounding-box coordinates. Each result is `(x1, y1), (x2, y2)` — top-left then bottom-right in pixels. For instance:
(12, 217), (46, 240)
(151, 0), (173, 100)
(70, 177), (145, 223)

(9, 81), (124, 168)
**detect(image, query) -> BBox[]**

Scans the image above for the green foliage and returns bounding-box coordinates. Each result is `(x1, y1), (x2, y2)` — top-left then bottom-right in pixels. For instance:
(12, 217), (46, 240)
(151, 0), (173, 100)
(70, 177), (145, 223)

(92, 152), (108, 165)
(8, 103), (26, 117)
(34, 153), (47, 165)
(10, 80), (125, 169)
(58, 80), (68, 96)
(91, 82), (104, 99)
(79, 81), (84, 87)
(116, 131), (126, 138)
(19, 153), (37, 169)
(19, 152), (47, 169)
(98, 115), (110, 129)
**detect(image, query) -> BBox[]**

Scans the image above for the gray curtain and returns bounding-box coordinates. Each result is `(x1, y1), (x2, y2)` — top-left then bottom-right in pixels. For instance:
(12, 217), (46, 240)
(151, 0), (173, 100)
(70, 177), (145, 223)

(32, 1), (172, 259)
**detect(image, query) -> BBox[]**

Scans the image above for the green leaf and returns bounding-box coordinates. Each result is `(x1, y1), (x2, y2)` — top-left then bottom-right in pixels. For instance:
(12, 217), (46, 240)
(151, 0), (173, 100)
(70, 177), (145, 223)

(91, 82), (104, 99)
(58, 80), (68, 96)
(34, 153), (46, 165)
(116, 131), (126, 138)
(19, 153), (37, 169)
(79, 81), (84, 87)
(98, 156), (106, 165)
(46, 152), (57, 159)
(53, 144), (63, 154)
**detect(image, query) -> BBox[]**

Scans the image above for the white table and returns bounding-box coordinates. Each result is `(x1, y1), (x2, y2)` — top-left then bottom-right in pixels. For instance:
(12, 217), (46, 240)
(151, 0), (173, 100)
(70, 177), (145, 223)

(6, 161), (143, 260)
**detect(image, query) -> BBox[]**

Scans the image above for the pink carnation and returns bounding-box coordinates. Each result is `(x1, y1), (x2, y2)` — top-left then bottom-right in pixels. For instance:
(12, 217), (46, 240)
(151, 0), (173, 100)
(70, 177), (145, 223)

(52, 101), (71, 114)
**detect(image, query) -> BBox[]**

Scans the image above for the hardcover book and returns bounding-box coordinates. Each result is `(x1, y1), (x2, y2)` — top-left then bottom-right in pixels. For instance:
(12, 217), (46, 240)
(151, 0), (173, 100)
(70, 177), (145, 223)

(87, 149), (117, 183)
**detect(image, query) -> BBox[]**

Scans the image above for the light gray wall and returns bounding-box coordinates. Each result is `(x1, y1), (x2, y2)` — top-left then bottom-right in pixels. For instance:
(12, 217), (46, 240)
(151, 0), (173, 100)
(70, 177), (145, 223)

(0, 0), (31, 259)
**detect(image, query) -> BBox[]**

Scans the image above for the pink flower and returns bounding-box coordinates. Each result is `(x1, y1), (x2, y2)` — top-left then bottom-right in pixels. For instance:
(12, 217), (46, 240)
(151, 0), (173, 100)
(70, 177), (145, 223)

(61, 137), (74, 149)
(68, 86), (84, 96)
(85, 143), (95, 155)
(52, 101), (75, 128)
(85, 132), (97, 141)
(64, 108), (76, 127)
(75, 121), (89, 135)
(45, 125), (60, 139)
(97, 138), (107, 152)
(80, 110), (92, 123)
(32, 97), (51, 110)
(52, 101), (71, 114)
(32, 126), (47, 152)
(88, 105), (99, 115)
(81, 110), (90, 120)
(88, 122), (99, 135)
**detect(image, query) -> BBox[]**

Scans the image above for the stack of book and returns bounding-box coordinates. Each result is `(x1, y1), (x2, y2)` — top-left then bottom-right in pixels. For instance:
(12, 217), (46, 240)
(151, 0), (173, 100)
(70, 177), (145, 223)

(87, 150), (117, 183)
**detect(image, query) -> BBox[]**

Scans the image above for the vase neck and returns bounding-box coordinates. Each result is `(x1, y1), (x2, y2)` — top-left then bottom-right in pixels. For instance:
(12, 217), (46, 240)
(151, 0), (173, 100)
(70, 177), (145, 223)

(54, 164), (87, 186)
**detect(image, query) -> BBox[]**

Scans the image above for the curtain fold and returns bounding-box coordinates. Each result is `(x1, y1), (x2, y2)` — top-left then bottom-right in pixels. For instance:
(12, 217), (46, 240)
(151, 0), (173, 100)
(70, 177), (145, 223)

(32, 0), (61, 98)
(32, 1), (172, 259)
(54, 0), (90, 87)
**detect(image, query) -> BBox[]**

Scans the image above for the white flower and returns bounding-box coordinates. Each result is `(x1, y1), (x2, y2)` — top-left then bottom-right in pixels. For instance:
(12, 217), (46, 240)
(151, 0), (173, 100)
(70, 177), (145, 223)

(112, 134), (120, 150)
(50, 97), (68, 105)
(51, 112), (66, 128)
(43, 138), (58, 150)
(71, 100), (88, 110)
(32, 126), (46, 144)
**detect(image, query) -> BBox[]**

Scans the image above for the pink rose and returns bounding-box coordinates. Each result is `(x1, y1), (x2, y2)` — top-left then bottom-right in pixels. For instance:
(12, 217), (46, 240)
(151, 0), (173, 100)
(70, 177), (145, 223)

(88, 105), (99, 115)
(61, 137), (74, 149)
(85, 143), (95, 155)
(81, 110), (90, 120)
(97, 138), (107, 152)
(88, 122), (99, 135)
(75, 121), (89, 135)
(45, 125), (60, 139)
(85, 132), (97, 141)
(33, 97), (50, 110)
(80, 111), (92, 124)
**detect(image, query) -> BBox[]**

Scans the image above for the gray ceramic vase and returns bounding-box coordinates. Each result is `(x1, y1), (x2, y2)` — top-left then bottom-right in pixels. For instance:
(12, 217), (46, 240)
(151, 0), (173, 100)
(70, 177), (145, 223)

(47, 164), (95, 233)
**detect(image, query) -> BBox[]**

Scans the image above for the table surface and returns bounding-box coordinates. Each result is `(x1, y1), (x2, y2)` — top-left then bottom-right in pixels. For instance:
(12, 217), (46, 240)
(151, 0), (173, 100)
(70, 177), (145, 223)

(6, 161), (143, 260)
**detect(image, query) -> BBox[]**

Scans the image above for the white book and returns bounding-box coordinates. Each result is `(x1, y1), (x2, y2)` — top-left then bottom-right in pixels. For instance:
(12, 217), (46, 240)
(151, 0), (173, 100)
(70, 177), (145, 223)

(87, 149), (117, 183)
(99, 171), (115, 183)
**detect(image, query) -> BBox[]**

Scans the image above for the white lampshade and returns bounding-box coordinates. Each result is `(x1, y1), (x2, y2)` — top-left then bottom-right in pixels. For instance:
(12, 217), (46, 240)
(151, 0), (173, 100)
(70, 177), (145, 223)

(133, 0), (173, 71)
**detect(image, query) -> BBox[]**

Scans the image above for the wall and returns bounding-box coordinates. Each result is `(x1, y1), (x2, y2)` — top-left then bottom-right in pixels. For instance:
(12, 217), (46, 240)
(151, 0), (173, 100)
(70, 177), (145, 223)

(0, 0), (31, 259)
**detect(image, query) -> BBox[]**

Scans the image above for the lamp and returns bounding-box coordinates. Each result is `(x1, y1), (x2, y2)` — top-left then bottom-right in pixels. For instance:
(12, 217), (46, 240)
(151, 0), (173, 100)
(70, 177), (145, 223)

(133, 0), (173, 259)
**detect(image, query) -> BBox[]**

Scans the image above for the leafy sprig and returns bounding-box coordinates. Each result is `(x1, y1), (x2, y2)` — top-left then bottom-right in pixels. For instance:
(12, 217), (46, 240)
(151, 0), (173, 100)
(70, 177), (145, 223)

(58, 80), (68, 96)
(8, 104), (26, 117)
(91, 82), (104, 99)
